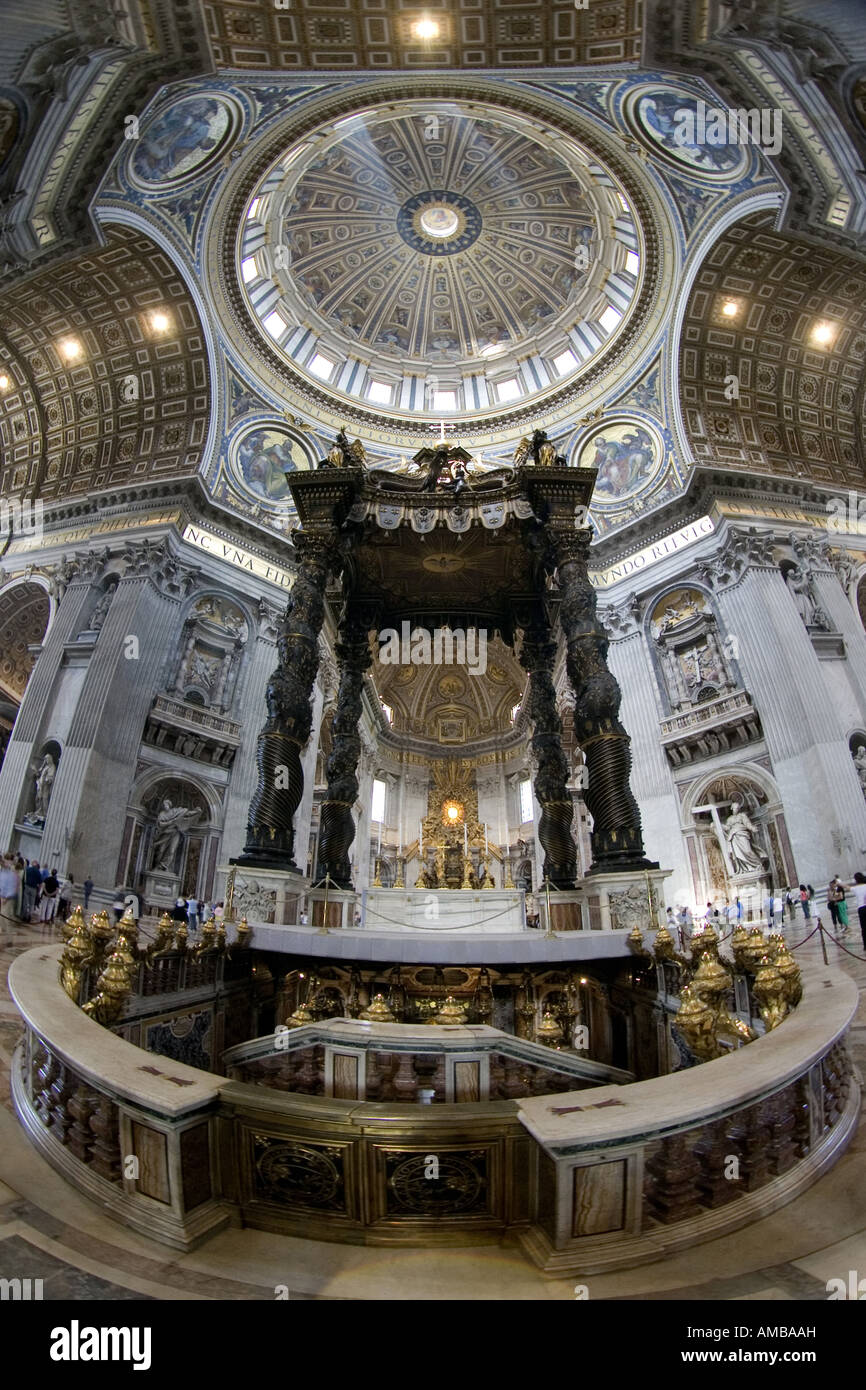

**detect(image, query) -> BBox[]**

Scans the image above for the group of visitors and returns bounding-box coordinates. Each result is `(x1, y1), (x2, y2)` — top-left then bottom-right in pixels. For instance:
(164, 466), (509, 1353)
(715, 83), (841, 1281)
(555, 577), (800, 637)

(828, 874), (866, 951)
(169, 896), (225, 931)
(0, 854), (93, 932)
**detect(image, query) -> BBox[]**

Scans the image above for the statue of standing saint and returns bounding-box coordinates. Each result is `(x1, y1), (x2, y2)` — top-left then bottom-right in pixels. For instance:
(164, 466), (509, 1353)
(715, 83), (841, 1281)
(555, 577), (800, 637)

(151, 798), (202, 872)
(27, 752), (56, 822)
(723, 800), (769, 874)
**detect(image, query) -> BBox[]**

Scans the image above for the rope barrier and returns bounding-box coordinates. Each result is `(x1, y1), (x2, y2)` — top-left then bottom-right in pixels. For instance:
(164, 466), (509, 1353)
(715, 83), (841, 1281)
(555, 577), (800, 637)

(811, 919), (866, 963)
(363, 898), (525, 931)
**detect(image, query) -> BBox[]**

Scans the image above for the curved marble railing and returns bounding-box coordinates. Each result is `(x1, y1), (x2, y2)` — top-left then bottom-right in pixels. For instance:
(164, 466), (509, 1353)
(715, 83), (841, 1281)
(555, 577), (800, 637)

(8, 945), (859, 1269)
(224, 1018), (633, 1101)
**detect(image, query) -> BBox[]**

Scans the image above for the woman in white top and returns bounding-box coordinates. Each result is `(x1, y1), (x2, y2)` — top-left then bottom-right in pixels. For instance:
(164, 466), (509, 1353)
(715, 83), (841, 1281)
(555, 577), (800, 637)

(0, 857), (20, 932)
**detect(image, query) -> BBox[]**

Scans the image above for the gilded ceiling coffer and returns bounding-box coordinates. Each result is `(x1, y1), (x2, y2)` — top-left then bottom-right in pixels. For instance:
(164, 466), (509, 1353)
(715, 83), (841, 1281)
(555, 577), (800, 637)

(318, 600), (381, 888)
(238, 532), (338, 871)
(518, 605), (577, 887)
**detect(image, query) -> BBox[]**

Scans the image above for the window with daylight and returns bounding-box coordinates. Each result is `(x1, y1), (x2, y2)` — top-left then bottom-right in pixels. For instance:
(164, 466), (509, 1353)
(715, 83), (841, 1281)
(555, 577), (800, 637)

(309, 352), (336, 380)
(367, 379), (392, 404)
(371, 778), (386, 824)
(519, 777), (533, 824)
(496, 377), (521, 403)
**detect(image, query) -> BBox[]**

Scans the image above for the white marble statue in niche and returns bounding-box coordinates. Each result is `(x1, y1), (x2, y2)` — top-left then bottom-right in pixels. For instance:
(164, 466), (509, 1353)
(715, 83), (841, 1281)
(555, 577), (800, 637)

(784, 566), (829, 631)
(23, 751), (56, 824)
(151, 798), (203, 872)
(723, 800), (769, 874)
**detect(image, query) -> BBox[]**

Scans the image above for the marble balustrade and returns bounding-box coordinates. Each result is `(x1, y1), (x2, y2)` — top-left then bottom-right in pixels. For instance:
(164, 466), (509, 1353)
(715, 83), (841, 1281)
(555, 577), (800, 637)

(8, 945), (858, 1263)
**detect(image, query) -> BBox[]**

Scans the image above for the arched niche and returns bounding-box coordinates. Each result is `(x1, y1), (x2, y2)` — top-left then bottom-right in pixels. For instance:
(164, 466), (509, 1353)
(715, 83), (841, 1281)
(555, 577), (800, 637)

(122, 773), (222, 902)
(683, 769), (793, 911)
(170, 593), (250, 714)
(647, 585), (737, 715)
(0, 580), (51, 755)
(849, 730), (866, 800)
(19, 737), (62, 828)
(76, 575), (120, 639)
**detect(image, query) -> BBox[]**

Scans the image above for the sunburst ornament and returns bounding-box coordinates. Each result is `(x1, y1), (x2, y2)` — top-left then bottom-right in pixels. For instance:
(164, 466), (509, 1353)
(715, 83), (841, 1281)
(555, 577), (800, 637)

(442, 800), (464, 825)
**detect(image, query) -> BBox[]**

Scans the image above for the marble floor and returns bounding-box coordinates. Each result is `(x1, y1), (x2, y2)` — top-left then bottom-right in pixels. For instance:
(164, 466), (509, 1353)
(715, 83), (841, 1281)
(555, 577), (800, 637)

(2, 913), (865, 1301)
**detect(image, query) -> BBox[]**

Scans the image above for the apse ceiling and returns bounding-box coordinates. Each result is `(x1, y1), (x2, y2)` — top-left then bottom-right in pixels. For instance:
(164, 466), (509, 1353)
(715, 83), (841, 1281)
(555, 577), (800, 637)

(235, 98), (642, 420)
(373, 633), (524, 742)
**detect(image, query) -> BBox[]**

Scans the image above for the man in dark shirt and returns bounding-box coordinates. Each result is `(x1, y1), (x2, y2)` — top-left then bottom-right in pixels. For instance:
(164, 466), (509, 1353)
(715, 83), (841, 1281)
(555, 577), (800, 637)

(23, 861), (41, 921)
(83, 876), (94, 911)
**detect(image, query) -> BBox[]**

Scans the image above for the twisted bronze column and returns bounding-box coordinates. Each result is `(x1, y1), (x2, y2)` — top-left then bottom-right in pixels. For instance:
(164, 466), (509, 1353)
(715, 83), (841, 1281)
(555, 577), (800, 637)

(518, 608), (577, 888)
(317, 601), (378, 888)
(239, 533), (336, 870)
(552, 529), (654, 872)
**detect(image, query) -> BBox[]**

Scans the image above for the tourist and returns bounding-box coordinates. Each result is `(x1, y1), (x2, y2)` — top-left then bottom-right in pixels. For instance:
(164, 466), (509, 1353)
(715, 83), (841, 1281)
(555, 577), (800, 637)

(784, 886), (796, 922)
(836, 882), (849, 935)
(171, 897), (188, 924)
(23, 860), (41, 921)
(299, 908), (309, 926)
(848, 872), (866, 950)
(186, 895), (199, 932)
(772, 890), (784, 931)
(799, 883), (812, 920)
(827, 877), (846, 932)
(765, 888), (775, 930)
(83, 875), (94, 910)
(112, 888), (126, 923)
(38, 869), (59, 924)
(213, 901), (225, 926)
(58, 873), (74, 921)
(677, 903), (692, 943)
(0, 854), (20, 933)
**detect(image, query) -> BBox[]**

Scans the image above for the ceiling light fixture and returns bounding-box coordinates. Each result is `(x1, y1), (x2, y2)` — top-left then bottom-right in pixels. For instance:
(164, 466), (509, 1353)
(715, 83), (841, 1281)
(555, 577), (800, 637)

(412, 18), (440, 40)
(812, 320), (835, 345)
(150, 311), (170, 333)
(721, 300), (739, 317)
(0, 374), (9, 390)
(60, 338), (83, 361)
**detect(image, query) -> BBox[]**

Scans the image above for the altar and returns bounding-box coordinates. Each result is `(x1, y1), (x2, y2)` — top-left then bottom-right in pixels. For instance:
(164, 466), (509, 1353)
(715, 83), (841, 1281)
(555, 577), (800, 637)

(362, 888), (527, 933)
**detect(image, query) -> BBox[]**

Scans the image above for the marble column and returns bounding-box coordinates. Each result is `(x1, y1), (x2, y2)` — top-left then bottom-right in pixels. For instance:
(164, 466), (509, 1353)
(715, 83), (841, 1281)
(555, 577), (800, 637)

(317, 601), (378, 888)
(518, 608), (577, 887)
(239, 532), (338, 871)
(44, 548), (194, 880)
(550, 529), (653, 872)
(603, 623), (691, 896)
(714, 560), (866, 883)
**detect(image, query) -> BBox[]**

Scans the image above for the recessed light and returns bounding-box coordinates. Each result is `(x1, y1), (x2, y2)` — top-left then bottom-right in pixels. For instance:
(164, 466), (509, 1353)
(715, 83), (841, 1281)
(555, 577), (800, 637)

(722, 300), (739, 317)
(0, 374), (9, 390)
(150, 311), (170, 333)
(60, 338), (82, 360)
(412, 18), (440, 40)
(812, 321), (835, 345)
